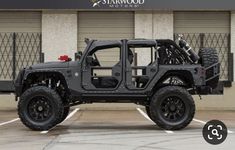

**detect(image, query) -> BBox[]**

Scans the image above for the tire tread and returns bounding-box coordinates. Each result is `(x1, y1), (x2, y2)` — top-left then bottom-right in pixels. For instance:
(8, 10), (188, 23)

(150, 86), (195, 130)
(18, 86), (64, 131)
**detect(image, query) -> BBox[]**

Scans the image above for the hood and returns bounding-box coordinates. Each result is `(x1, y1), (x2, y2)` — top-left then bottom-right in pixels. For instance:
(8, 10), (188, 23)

(29, 61), (69, 69)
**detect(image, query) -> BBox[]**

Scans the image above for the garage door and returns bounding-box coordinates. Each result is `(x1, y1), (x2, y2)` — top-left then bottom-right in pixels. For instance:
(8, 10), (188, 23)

(174, 12), (230, 33)
(78, 12), (134, 50)
(78, 12), (134, 67)
(174, 12), (230, 80)
(0, 12), (41, 32)
(0, 12), (42, 91)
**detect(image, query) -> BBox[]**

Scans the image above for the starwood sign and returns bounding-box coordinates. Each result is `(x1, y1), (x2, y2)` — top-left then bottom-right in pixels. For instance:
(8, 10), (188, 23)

(0, 0), (234, 10)
(91, 0), (145, 8)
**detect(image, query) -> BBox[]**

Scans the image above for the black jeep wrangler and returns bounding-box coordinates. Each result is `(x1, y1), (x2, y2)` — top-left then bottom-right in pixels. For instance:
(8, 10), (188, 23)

(14, 36), (222, 131)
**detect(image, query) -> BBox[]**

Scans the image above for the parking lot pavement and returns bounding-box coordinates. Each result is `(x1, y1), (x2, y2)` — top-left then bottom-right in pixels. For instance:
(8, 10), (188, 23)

(0, 108), (234, 150)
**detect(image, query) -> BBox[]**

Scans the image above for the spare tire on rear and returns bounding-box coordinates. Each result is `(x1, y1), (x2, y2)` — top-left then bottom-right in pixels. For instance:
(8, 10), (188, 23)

(198, 48), (219, 89)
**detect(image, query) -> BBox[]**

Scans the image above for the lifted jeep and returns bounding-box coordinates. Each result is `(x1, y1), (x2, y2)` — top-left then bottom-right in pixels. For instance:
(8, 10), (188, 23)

(14, 36), (222, 131)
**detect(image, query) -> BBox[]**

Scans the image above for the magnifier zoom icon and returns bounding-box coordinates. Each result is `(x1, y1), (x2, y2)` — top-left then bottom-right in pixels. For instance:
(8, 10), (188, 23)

(212, 129), (219, 136)
(203, 120), (227, 145)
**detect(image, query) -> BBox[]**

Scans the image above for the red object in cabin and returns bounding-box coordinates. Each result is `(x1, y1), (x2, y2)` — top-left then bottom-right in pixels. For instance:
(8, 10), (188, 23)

(58, 55), (70, 61)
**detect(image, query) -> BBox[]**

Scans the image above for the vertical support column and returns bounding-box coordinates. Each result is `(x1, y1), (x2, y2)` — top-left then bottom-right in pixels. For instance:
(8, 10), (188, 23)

(135, 11), (153, 39)
(42, 11), (77, 61)
(230, 11), (235, 82)
(12, 33), (16, 80)
(135, 11), (153, 68)
(134, 11), (174, 68)
(152, 11), (174, 40)
(199, 33), (205, 49)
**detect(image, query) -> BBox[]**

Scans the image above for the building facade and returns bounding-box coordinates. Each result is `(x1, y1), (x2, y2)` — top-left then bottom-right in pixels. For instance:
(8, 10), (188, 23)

(0, 0), (235, 110)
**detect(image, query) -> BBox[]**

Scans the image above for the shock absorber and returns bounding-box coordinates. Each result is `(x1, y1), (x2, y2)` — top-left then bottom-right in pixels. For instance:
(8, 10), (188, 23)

(178, 35), (200, 63)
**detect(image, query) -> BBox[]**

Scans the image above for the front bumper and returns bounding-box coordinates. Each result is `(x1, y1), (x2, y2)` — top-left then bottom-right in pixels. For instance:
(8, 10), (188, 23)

(14, 69), (25, 97)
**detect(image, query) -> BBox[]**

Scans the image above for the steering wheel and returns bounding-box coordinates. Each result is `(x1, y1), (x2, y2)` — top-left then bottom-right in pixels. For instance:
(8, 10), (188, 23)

(93, 54), (101, 66)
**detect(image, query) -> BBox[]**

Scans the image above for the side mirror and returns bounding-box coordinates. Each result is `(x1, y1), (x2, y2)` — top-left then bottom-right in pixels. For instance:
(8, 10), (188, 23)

(75, 51), (83, 60)
(86, 55), (93, 64)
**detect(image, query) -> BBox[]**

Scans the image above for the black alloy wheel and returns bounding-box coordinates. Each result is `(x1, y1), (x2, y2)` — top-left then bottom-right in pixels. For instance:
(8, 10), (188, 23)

(160, 96), (185, 122)
(27, 96), (53, 122)
(150, 86), (195, 130)
(18, 86), (64, 131)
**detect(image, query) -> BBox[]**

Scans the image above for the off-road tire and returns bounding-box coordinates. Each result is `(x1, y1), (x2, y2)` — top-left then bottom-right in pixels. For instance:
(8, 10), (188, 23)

(18, 86), (64, 131)
(58, 106), (70, 123)
(145, 106), (153, 120)
(150, 86), (195, 130)
(198, 48), (219, 89)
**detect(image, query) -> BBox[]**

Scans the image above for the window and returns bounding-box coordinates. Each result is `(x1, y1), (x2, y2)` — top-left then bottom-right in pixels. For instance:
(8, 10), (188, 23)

(127, 45), (157, 88)
(88, 46), (121, 88)
(91, 47), (120, 67)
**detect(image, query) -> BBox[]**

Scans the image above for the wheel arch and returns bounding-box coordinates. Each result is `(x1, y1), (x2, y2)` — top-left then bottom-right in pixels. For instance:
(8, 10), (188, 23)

(151, 70), (194, 95)
(22, 71), (70, 97)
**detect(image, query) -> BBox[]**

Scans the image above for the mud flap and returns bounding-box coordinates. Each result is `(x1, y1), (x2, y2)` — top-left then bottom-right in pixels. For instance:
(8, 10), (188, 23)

(211, 81), (224, 95)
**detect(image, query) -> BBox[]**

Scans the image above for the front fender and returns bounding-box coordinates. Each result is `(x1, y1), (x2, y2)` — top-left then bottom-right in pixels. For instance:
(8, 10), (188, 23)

(14, 69), (25, 97)
(15, 68), (70, 97)
(23, 68), (68, 81)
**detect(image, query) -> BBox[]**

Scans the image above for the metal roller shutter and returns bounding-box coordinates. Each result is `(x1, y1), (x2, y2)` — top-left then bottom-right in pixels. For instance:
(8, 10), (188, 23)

(78, 12), (134, 67)
(0, 12), (41, 32)
(174, 12), (230, 33)
(0, 12), (41, 86)
(78, 12), (134, 50)
(174, 12), (230, 80)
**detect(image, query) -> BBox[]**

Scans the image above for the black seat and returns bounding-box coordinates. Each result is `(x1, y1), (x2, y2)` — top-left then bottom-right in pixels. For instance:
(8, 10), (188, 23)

(136, 76), (149, 88)
(158, 46), (168, 64)
(92, 77), (118, 88)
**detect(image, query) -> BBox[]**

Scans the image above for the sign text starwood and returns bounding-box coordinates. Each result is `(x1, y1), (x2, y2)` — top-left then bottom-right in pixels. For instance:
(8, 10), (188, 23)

(0, 0), (235, 10)
(91, 0), (145, 8)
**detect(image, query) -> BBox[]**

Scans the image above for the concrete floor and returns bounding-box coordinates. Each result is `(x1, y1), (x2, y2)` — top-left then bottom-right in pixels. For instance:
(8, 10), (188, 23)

(0, 108), (234, 150)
